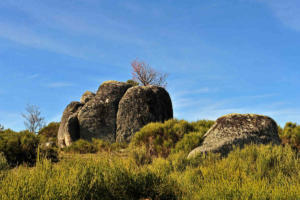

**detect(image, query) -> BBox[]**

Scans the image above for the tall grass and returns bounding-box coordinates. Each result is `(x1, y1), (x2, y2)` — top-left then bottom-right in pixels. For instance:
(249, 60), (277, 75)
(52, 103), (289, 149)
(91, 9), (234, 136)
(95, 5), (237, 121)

(1, 144), (299, 199)
(0, 153), (180, 200)
(1, 119), (300, 199)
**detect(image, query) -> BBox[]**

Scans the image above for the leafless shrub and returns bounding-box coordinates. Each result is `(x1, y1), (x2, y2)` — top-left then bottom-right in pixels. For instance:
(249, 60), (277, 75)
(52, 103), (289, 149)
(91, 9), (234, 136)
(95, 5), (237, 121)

(22, 104), (45, 134)
(131, 59), (168, 88)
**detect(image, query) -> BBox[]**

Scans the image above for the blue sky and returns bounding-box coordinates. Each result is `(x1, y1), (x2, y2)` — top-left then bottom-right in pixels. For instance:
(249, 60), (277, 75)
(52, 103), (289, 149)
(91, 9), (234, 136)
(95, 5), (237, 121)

(0, 0), (300, 130)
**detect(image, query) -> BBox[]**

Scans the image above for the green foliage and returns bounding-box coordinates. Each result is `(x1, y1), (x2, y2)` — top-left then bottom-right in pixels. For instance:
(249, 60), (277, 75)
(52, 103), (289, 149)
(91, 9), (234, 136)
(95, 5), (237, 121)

(64, 139), (128, 154)
(1, 144), (300, 199)
(178, 144), (300, 199)
(2, 118), (300, 199)
(173, 132), (205, 154)
(126, 79), (139, 87)
(38, 145), (59, 163)
(130, 119), (214, 158)
(0, 152), (8, 170)
(0, 156), (180, 200)
(38, 122), (60, 139)
(280, 122), (300, 150)
(0, 129), (39, 166)
(65, 139), (98, 154)
(130, 145), (152, 166)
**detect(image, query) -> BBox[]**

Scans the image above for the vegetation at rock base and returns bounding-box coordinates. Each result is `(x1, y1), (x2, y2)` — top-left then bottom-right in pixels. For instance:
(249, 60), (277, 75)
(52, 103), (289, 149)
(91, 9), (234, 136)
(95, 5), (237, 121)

(279, 122), (300, 151)
(0, 129), (39, 166)
(0, 122), (59, 167)
(130, 119), (214, 158)
(1, 120), (300, 199)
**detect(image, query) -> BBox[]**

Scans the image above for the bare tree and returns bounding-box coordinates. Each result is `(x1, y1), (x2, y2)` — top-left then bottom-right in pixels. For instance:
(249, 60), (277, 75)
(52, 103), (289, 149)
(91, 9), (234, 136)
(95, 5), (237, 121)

(22, 104), (45, 134)
(131, 59), (168, 88)
(0, 124), (4, 131)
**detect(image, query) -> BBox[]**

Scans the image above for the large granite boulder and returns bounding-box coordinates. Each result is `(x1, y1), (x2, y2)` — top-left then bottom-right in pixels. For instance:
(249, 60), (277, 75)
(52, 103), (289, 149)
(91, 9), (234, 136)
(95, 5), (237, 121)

(188, 113), (281, 158)
(77, 81), (132, 142)
(116, 85), (173, 142)
(57, 101), (83, 148)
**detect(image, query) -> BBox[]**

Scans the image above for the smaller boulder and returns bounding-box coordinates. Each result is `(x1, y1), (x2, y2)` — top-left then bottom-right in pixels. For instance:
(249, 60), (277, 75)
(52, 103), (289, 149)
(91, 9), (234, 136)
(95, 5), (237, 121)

(80, 91), (95, 104)
(188, 113), (281, 159)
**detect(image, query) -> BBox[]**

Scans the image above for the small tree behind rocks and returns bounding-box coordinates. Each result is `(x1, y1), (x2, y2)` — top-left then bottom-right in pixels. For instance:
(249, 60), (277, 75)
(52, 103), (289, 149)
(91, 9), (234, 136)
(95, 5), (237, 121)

(0, 124), (4, 131)
(22, 104), (45, 134)
(131, 59), (168, 88)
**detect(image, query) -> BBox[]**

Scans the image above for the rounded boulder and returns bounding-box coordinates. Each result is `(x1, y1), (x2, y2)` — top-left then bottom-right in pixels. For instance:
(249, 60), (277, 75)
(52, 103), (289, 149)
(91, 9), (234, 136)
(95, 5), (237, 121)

(116, 85), (173, 142)
(187, 113), (281, 159)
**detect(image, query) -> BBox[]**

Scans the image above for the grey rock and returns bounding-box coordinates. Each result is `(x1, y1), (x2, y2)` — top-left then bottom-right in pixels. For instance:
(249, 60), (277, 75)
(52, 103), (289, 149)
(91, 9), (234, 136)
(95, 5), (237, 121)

(57, 101), (83, 148)
(188, 113), (281, 159)
(116, 85), (173, 142)
(80, 91), (95, 104)
(78, 81), (132, 142)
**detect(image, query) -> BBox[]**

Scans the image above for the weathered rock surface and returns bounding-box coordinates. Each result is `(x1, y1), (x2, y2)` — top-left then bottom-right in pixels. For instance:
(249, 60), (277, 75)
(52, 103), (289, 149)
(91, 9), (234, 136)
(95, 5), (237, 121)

(78, 81), (132, 142)
(188, 113), (281, 158)
(80, 91), (95, 104)
(116, 85), (173, 142)
(57, 101), (83, 148)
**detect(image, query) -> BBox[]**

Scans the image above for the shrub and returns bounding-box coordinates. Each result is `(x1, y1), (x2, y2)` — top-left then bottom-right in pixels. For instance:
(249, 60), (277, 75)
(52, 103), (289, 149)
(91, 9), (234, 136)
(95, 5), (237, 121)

(130, 145), (152, 166)
(38, 122), (60, 140)
(173, 132), (205, 154)
(126, 79), (139, 87)
(64, 139), (97, 154)
(38, 145), (59, 163)
(0, 155), (180, 200)
(189, 120), (215, 132)
(0, 152), (8, 170)
(280, 122), (300, 151)
(130, 119), (214, 158)
(130, 119), (194, 157)
(0, 129), (39, 166)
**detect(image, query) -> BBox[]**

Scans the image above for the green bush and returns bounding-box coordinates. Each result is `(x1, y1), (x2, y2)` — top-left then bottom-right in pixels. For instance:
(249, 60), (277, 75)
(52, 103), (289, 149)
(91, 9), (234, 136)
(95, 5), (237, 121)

(280, 122), (300, 151)
(0, 156), (180, 200)
(189, 120), (215, 132)
(182, 144), (300, 199)
(130, 119), (214, 158)
(38, 122), (60, 138)
(173, 132), (205, 154)
(0, 152), (8, 170)
(64, 139), (128, 154)
(130, 145), (152, 166)
(38, 146), (59, 163)
(130, 119), (193, 157)
(0, 129), (39, 166)
(126, 79), (139, 87)
(38, 122), (60, 144)
(64, 139), (97, 154)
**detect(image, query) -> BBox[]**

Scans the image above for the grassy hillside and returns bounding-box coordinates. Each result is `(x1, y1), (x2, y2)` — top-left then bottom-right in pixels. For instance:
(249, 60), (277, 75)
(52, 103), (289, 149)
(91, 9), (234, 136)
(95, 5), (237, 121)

(0, 119), (300, 199)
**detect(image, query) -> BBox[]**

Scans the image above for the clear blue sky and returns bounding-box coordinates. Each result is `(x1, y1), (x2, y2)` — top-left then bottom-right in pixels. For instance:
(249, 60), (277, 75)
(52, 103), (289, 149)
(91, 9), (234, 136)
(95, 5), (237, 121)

(0, 0), (299, 131)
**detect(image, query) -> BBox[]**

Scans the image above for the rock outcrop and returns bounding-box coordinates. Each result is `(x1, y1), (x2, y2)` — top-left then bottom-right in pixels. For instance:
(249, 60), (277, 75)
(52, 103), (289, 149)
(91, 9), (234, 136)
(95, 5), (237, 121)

(57, 101), (83, 147)
(80, 91), (95, 104)
(188, 113), (281, 159)
(116, 85), (173, 142)
(57, 81), (173, 148)
(78, 81), (132, 142)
